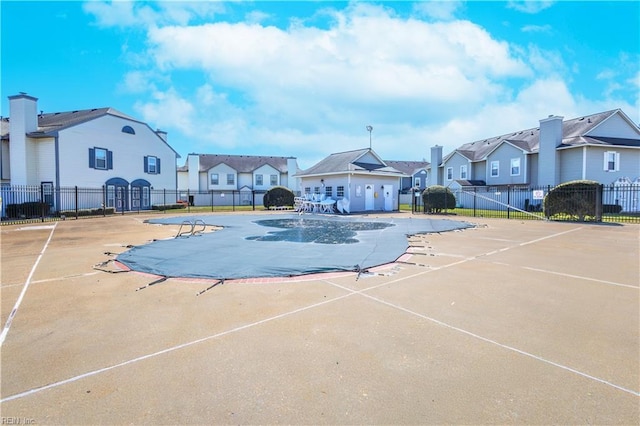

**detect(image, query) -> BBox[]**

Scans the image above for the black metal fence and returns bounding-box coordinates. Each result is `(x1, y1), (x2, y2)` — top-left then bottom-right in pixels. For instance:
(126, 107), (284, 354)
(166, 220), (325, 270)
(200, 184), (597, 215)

(0, 184), (270, 224)
(2, 183), (639, 224)
(418, 184), (640, 223)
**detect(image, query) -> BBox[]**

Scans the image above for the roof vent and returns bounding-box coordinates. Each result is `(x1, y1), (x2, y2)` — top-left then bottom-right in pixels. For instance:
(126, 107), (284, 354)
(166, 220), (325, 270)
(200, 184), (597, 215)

(587, 118), (592, 123)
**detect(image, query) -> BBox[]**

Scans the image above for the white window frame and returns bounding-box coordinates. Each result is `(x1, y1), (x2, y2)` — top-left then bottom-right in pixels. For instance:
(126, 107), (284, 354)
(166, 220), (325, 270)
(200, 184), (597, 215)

(337, 186), (344, 197)
(255, 174), (263, 186)
(147, 156), (157, 174)
(604, 151), (620, 172)
(490, 161), (499, 177)
(142, 187), (150, 208)
(414, 178), (420, 188)
(270, 174), (278, 186)
(510, 158), (521, 176)
(460, 165), (468, 180)
(446, 167), (453, 181)
(325, 186), (333, 197)
(95, 148), (108, 170)
(211, 173), (219, 185)
(226, 173), (235, 185)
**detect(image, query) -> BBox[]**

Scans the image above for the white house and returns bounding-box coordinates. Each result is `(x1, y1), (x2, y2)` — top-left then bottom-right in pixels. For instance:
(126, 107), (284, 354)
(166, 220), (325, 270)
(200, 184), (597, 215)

(177, 153), (300, 206)
(295, 148), (406, 212)
(1, 93), (179, 212)
(433, 109), (640, 189)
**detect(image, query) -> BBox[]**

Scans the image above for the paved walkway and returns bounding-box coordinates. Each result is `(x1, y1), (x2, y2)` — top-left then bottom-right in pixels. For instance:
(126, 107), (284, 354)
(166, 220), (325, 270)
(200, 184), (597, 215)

(1, 212), (638, 424)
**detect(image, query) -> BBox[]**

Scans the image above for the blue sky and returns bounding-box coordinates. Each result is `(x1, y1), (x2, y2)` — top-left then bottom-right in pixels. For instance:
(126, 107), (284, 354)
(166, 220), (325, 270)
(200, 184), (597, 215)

(2, 1), (638, 169)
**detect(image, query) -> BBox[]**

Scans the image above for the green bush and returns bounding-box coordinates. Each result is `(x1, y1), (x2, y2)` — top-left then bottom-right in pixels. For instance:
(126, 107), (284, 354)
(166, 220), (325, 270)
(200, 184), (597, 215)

(5, 202), (50, 218)
(59, 207), (115, 217)
(151, 203), (187, 211)
(544, 180), (601, 221)
(422, 185), (456, 213)
(263, 186), (295, 209)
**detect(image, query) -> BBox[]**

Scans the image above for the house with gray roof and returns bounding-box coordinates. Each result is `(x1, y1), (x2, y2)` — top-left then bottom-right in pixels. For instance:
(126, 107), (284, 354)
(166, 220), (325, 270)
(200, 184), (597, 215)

(177, 153), (300, 206)
(384, 160), (430, 191)
(295, 148), (406, 212)
(1, 93), (179, 212)
(432, 109), (640, 189)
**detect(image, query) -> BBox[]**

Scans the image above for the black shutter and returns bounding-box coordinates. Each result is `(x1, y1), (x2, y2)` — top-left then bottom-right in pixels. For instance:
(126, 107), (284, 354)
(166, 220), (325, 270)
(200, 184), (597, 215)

(89, 148), (95, 168)
(107, 150), (113, 170)
(144, 156), (148, 173)
(156, 158), (161, 174)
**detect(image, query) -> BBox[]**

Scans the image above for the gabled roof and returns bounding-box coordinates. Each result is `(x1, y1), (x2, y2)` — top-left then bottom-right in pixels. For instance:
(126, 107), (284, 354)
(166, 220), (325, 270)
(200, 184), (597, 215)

(180, 153), (295, 174)
(297, 148), (405, 177)
(447, 109), (636, 162)
(1, 107), (179, 156)
(384, 160), (430, 175)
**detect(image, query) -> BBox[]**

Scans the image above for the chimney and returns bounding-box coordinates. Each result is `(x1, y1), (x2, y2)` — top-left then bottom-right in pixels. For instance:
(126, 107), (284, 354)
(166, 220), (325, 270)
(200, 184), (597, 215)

(155, 129), (168, 142)
(430, 145), (443, 186)
(538, 115), (563, 187)
(187, 153), (200, 191)
(286, 157), (299, 192)
(8, 93), (39, 185)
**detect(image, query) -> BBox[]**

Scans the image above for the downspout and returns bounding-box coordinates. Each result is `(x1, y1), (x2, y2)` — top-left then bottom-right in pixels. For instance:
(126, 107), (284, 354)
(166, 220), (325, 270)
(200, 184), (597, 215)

(582, 146), (587, 180)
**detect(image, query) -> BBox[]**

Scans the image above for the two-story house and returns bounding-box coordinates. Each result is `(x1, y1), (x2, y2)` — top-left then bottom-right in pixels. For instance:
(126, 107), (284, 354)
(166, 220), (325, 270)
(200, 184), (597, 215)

(177, 153), (300, 206)
(433, 109), (640, 189)
(1, 93), (179, 213)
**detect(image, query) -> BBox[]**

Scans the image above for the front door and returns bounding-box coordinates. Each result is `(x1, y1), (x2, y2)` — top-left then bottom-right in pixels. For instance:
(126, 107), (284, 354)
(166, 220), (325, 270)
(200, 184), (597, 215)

(365, 184), (374, 210)
(383, 184), (393, 211)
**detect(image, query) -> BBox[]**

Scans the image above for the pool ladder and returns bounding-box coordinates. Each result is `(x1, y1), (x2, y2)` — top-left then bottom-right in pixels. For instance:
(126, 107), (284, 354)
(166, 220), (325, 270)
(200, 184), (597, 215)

(175, 219), (207, 238)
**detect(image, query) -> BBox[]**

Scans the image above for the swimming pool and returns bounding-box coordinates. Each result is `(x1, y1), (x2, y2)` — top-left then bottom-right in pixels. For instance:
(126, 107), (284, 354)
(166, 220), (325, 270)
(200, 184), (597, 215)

(117, 214), (473, 280)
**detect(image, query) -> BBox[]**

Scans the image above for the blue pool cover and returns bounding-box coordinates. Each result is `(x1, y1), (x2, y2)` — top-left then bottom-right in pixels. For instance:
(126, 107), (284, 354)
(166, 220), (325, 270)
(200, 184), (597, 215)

(117, 214), (473, 280)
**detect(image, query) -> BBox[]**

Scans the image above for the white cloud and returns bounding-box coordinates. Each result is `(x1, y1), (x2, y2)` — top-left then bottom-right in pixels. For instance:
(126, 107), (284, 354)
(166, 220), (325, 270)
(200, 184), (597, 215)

(413, 1), (463, 21)
(85, 1), (631, 167)
(507, 1), (555, 14)
(521, 24), (551, 33)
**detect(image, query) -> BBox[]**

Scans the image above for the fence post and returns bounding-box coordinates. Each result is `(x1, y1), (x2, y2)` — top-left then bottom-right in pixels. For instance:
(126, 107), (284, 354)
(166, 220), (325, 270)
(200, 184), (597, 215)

(40, 183), (45, 222)
(74, 186), (79, 219)
(473, 187), (477, 217)
(507, 185), (511, 219)
(102, 185), (106, 217)
(595, 184), (603, 222)
(211, 190), (214, 212)
(163, 189), (166, 214)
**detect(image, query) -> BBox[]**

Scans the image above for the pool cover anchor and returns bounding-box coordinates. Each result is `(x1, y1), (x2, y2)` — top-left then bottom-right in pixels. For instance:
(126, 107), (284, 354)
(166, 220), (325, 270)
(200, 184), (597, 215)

(136, 276), (168, 291)
(196, 279), (224, 296)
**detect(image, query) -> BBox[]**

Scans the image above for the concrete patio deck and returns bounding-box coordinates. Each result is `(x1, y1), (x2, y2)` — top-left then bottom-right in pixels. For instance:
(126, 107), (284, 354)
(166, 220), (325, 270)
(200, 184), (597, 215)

(1, 211), (638, 424)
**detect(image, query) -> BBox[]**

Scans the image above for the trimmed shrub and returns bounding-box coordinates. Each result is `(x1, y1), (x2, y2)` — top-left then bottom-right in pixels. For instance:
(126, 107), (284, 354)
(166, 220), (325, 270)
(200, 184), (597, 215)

(5, 202), (50, 218)
(151, 203), (187, 211)
(58, 207), (116, 217)
(263, 186), (295, 209)
(422, 185), (456, 213)
(543, 180), (601, 221)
